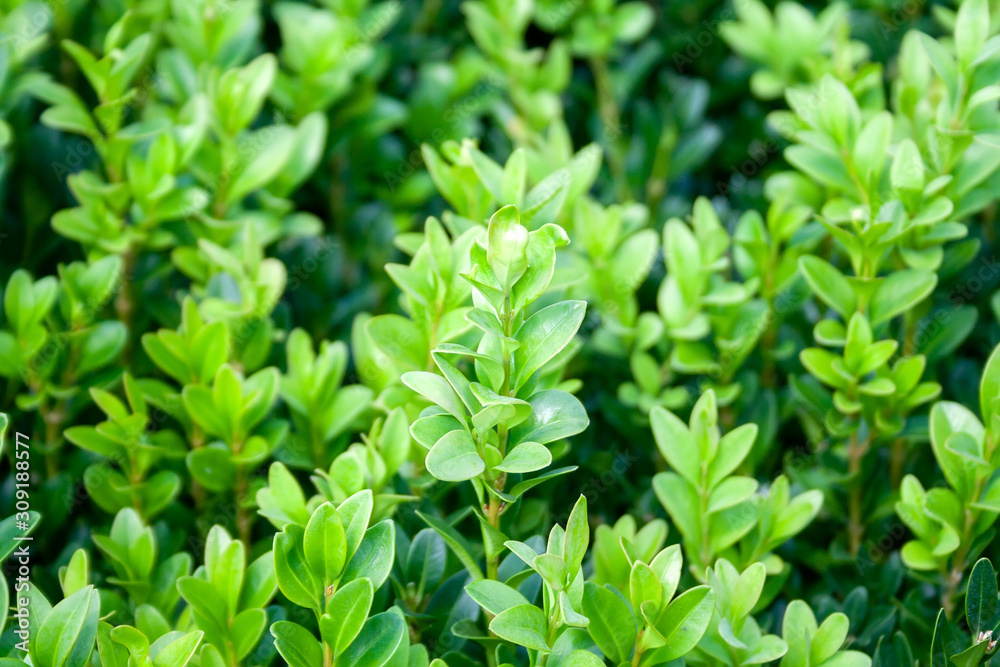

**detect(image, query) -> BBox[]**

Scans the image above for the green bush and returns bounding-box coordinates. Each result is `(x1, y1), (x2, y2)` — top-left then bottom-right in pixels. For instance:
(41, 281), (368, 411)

(4, 0), (1000, 665)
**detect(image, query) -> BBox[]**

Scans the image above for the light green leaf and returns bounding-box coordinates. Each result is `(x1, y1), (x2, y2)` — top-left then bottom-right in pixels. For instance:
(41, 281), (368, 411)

(489, 604), (550, 652)
(425, 429), (485, 482)
(465, 580), (529, 616)
(798, 256), (857, 318)
(869, 271), (937, 326)
(513, 301), (586, 390)
(582, 582), (635, 663)
(35, 586), (101, 667)
(495, 442), (551, 474)
(319, 578), (374, 656)
(303, 503), (347, 586)
(649, 585), (715, 660)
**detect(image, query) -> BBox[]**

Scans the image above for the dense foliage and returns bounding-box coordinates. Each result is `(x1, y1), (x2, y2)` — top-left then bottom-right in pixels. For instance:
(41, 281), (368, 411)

(5, 0), (1000, 665)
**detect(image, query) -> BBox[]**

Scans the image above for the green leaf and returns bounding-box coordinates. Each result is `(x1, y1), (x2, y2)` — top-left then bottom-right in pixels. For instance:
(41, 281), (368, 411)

(798, 256), (857, 318)
(800, 348), (848, 390)
(271, 621), (323, 667)
(891, 138), (925, 192)
(581, 582), (635, 663)
(273, 528), (322, 613)
(509, 390), (588, 446)
(416, 511), (484, 581)
(35, 586), (100, 667)
(209, 539), (244, 618)
(59, 550), (90, 598)
(110, 626), (148, 656)
(303, 503), (347, 587)
(956, 0), (989, 67)
(869, 271), (937, 326)
(465, 580), (529, 616)
(41, 106), (98, 137)
(950, 642), (990, 667)
(770, 490), (823, 545)
(731, 562), (766, 620)
(319, 579), (374, 656)
(262, 462), (310, 527)
(487, 205), (529, 291)
(513, 301), (586, 391)
(489, 604), (550, 652)
(338, 490), (374, 559)
(558, 649), (605, 667)
(151, 630), (204, 667)
(96, 622), (129, 667)
(632, 562), (663, 617)
(872, 632), (913, 667)
(650, 406), (698, 486)
(707, 477), (758, 513)
(930, 608), (952, 667)
(425, 429), (485, 482)
(511, 223), (570, 311)
(365, 315), (427, 372)
(186, 448), (236, 493)
(401, 371), (468, 424)
(708, 424), (757, 487)
(649, 585), (715, 660)
(980, 343), (1000, 428)
(786, 145), (854, 192)
(334, 611), (407, 667)
(509, 466), (579, 498)
(810, 612), (849, 665)
(271, 112), (328, 196)
(966, 558), (998, 637)
(227, 126), (296, 203)
(663, 219), (702, 302)
(563, 495), (589, 579)
(501, 148), (527, 204)
(341, 520), (395, 589)
(495, 442), (551, 474)
(783, 600), (819, 666)
(240, 553), (277, 611)
(76, 321), (127, 375)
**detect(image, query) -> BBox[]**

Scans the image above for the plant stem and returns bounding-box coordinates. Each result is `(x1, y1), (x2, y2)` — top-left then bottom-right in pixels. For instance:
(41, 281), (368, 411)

(486, 494), (502, 582)
(535, 613), (561, 667)
(485, 297), (513, 581)
(44, 399), (66, 478)
(328, 150), (346, 236)
(720, 404), (735, 430)
(2, 377), (19, 408)
(889, 437), (905, 489)
(902, 310), (917, 357)
(311, 418), (325, 469)
(631, 627), (649, 667)
(116, 245), (137, 364)
(941, 435), (995, 614)
(412, 0), (442, 34)
(941, 562), (962, 619)
(39, 343), (78, 476)
(128, 451), (145, 516)
(760, 252), (779, 388)
(482, 295), (515, 667)
(847, 431), (871, 555)
(644, 125), (676, 215)
(699, 462), (711, 569)
(589, 55), (629, 202)
(191, 425), (206, 508)
(235, 464), (251, 545)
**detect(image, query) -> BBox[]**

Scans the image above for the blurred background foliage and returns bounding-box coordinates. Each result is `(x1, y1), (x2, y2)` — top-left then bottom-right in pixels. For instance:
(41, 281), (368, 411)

(4, 0), (1000, 663)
